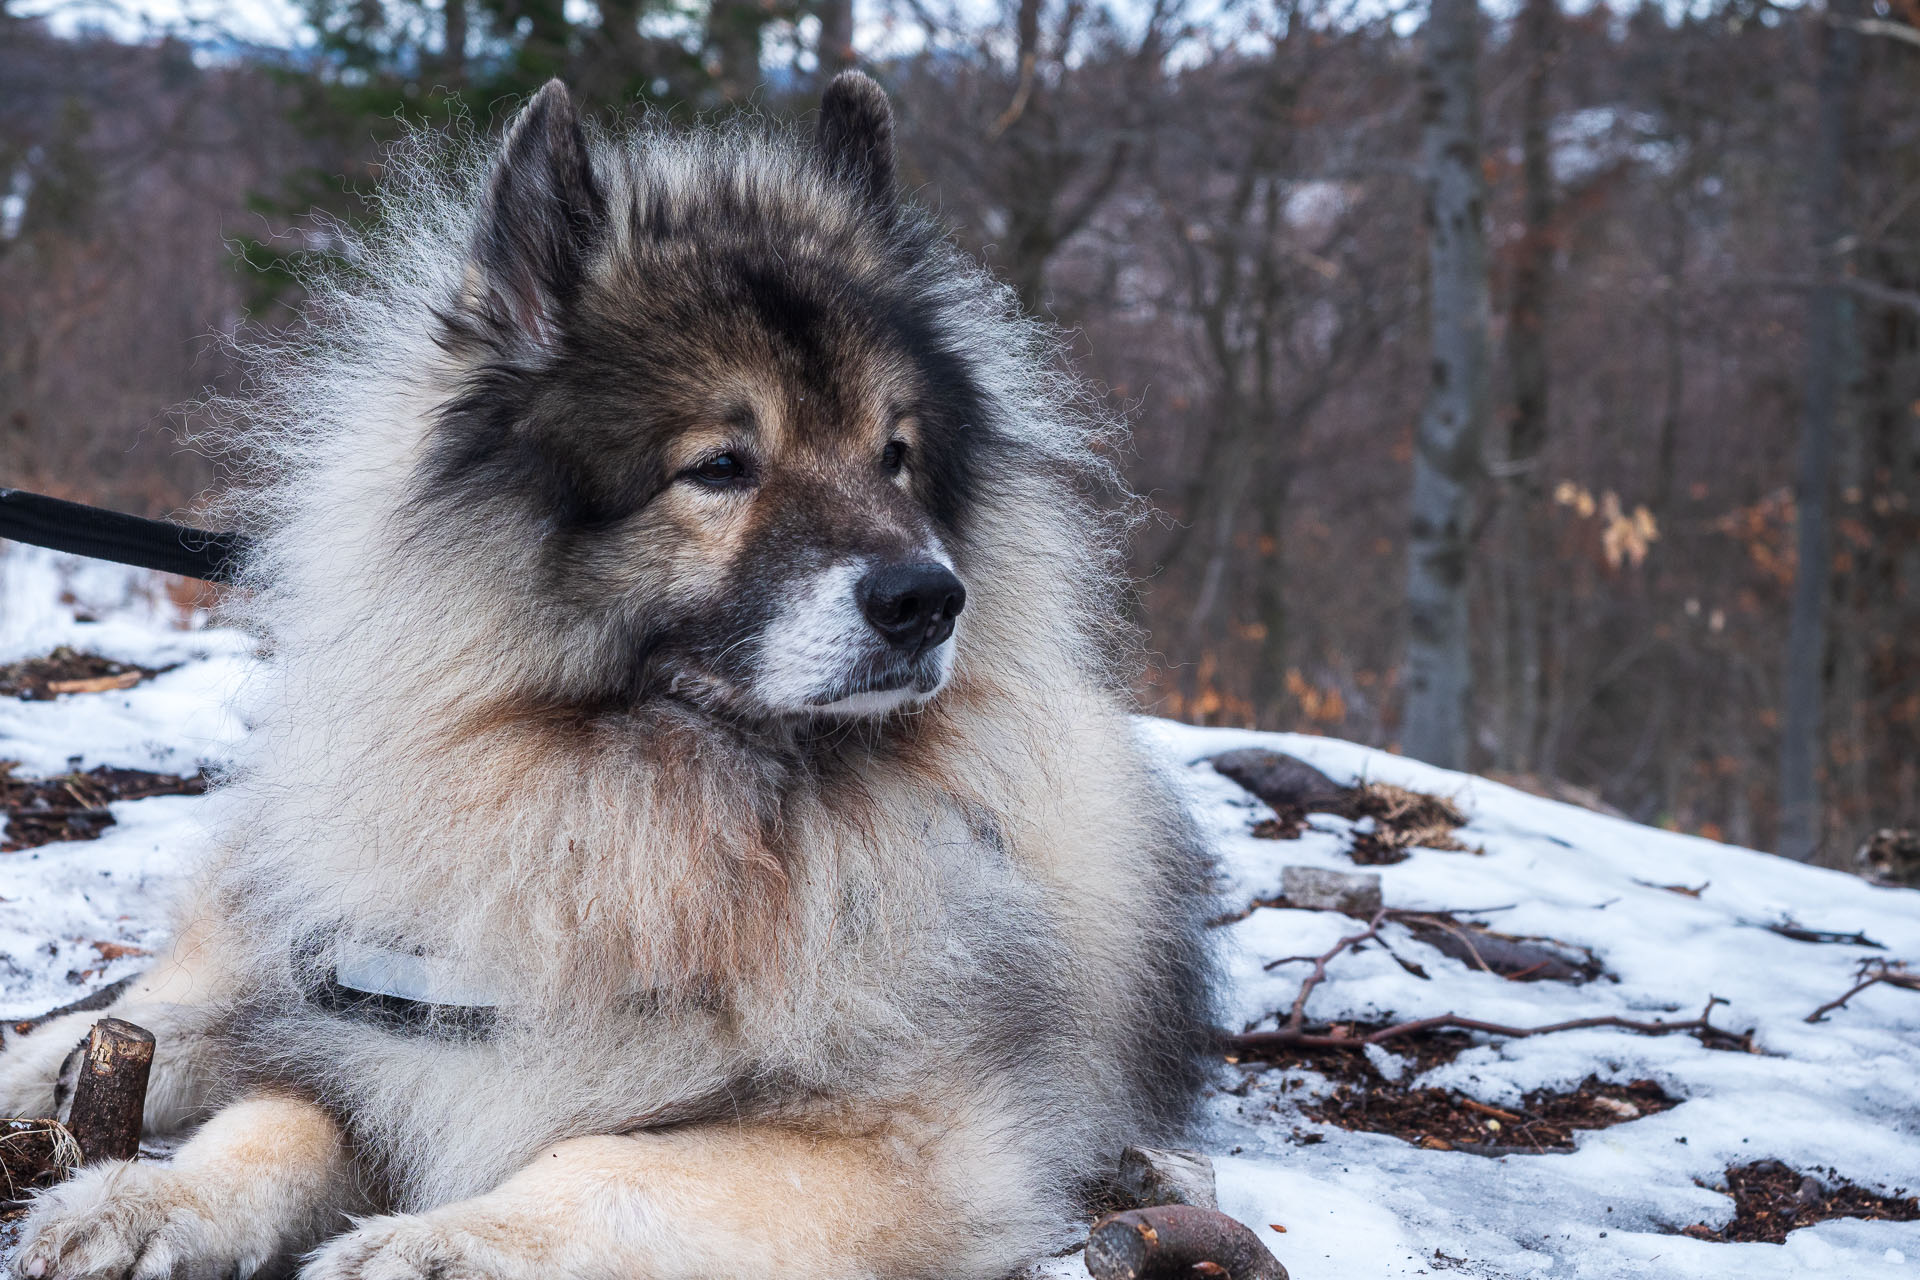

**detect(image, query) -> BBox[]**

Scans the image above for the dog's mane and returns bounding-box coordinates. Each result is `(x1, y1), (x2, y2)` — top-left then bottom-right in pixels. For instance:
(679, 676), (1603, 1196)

(197, 108), (1152, 1006)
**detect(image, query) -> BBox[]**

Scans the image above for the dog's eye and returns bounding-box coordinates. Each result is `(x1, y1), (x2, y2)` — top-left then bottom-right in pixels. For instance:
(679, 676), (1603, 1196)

(881, 440), (908, 475)
(686, 452), (750, 488)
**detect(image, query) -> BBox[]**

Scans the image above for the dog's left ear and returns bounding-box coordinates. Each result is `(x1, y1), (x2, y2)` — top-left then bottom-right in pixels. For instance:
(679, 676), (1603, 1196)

(463, 79), (606, 352)
(816, 71), (896, 214)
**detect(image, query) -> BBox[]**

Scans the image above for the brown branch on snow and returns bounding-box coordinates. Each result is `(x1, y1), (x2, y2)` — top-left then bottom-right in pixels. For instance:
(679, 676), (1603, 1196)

(1257, 907), (1540, 1023)
(1229, 997), (1734, 1054)
(1234, 907), (1739, 1053)
(1805, 959), (1920, 1024)
(1259, 909), (1392, 1033)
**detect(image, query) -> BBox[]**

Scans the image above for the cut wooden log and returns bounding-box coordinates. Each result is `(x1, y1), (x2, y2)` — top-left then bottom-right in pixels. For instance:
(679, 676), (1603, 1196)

(1085, 1205), (1288, 1280)
(66, 1018), (153, 1164)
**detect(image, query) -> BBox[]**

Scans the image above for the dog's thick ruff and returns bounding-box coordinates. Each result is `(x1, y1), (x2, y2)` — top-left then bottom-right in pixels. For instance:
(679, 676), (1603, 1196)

(2, 73), (1218, 1280)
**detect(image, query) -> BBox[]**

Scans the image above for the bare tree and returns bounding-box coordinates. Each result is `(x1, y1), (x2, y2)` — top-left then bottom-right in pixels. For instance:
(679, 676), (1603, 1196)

(443, 0), (468, 86)
(1492, 0), (1557, 774)
(1779, 0), (1864, 861)
(817, 0), (854, 77)
(897, 0), (1168, 317)
(1139, 29), (1407, 721)
(1402, 0), (1490, 768)
(706, 0), (771, 102)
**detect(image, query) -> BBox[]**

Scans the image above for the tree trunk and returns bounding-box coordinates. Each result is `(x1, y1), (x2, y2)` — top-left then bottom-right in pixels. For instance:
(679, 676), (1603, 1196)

(1403, 0), (1490, 770)
(816, 0), (854, 77)
(1251, 493), (1291, 725)
(1496, 0), (1556, 774)
(443, 0), (468, 87)
(1651, 193), (1686, 521)
(511, 0), (571, 81)
(1779, 0), (1862, 861)
(706, 0), (768, 103)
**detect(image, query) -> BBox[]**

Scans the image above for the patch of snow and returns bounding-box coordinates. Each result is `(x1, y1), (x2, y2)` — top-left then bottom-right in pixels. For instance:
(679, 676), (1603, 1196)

(0, 544), (255, 1013)
(1144, 718), (1920, 1278)
(1, 542), (1917, 1277)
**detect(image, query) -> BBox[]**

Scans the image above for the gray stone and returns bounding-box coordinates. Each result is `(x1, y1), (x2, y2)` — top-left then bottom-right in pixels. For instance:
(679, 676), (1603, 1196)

(1281, 865), (1384, 916)
(1112, 1145), (1218, 1210)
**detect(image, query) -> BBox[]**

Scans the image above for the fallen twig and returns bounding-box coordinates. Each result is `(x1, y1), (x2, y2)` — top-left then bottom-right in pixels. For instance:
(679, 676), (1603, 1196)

(1230, 996), (1733, 1054)
(1236, 904), (1749, 1055)
(1805, 959), (1920, 1023)
(1633, 879), (1708, 898)
(1767, 921), (1885, 949)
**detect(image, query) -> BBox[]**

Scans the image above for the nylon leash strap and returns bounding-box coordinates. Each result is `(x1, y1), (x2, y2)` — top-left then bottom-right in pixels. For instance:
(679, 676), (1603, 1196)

(0, 488), (246, 585)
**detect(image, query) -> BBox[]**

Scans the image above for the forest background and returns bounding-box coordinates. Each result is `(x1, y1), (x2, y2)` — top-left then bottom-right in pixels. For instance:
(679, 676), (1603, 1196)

(2, 0), (1913, 869)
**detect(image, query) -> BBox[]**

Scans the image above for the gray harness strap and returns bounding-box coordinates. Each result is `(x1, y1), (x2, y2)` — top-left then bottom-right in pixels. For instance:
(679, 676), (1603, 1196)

(299, 935), (499, 1039)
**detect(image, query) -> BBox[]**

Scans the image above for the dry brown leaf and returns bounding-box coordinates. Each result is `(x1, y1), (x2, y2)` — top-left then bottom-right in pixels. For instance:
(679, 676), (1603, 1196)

(45, 672), (142, 695)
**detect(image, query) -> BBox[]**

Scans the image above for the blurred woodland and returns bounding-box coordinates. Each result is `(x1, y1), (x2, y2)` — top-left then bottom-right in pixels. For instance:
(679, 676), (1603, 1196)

(2, 0), (1918, 868)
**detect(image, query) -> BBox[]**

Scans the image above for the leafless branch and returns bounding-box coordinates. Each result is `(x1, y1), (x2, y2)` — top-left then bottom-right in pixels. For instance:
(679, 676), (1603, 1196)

(1829, 13), (1920, 49)
(1261, 911), (1390, 1034)
(1731, 273), (1920, 315)
(1230, 995), (1735, 1054)
(1805, 959), (1920, 1023)
(1234, 907), (1741, 1053)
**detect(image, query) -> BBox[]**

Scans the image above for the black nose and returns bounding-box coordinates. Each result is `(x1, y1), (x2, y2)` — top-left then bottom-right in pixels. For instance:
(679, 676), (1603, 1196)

(857, 561), (966, 654)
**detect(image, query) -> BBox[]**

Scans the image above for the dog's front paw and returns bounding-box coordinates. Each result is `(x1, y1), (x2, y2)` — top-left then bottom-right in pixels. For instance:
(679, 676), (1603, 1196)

(301, 1216), (509, 1280)
(10, 1160), (249, 1280)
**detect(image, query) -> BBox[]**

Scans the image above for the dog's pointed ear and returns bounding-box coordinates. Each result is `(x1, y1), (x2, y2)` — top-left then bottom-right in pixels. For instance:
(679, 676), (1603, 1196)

(816, 71), (896, 214)
(463, 79), (606, 351)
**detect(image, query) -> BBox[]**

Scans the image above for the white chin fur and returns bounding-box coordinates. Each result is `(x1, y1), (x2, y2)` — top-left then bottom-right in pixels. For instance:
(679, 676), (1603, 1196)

(751, 559), (957, 717)
(808, 641), (955, 717)
(810, 686), (924, 717)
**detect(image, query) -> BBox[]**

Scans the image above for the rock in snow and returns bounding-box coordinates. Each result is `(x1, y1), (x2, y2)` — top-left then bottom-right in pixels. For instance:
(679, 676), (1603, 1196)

(2, 543), (1919, 1278)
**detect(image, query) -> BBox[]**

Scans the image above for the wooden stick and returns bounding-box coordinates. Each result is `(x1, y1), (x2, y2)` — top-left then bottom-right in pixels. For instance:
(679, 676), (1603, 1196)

(1085, 1206), (1288, 1280)
(1805, 959), (1920, 1023)
(1229, 996), (1733, 1054)
(66, 1018), (153, 1164)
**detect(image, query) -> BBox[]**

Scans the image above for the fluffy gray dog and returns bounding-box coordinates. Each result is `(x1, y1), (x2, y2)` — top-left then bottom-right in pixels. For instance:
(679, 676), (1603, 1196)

(1, 72), (1217, 1280)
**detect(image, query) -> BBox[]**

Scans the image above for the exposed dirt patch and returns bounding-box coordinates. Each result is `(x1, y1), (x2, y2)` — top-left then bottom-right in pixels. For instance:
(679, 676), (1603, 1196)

(0, 1120), (75, 1206)
(1304, 1074), (1679, 1156)
(1251, 813), (1307, 841)
(0, 648), (170, 701)
(1, 764), (208, 852)
(1681, 1161), (1919, 1243)
(1213, 750), (1479, 863)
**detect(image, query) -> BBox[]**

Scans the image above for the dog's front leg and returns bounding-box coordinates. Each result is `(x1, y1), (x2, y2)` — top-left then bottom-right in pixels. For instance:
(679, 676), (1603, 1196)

(303, 1119), (1048, 1280)
(12, 1093), (354, 1280)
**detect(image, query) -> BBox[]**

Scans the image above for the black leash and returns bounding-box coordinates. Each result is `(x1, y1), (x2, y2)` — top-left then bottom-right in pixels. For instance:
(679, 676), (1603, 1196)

(0, 488), (246, 585)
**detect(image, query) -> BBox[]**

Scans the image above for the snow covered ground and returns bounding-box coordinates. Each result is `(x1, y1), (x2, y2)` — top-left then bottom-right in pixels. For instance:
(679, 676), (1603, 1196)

(2, 543), (1918, 1278)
